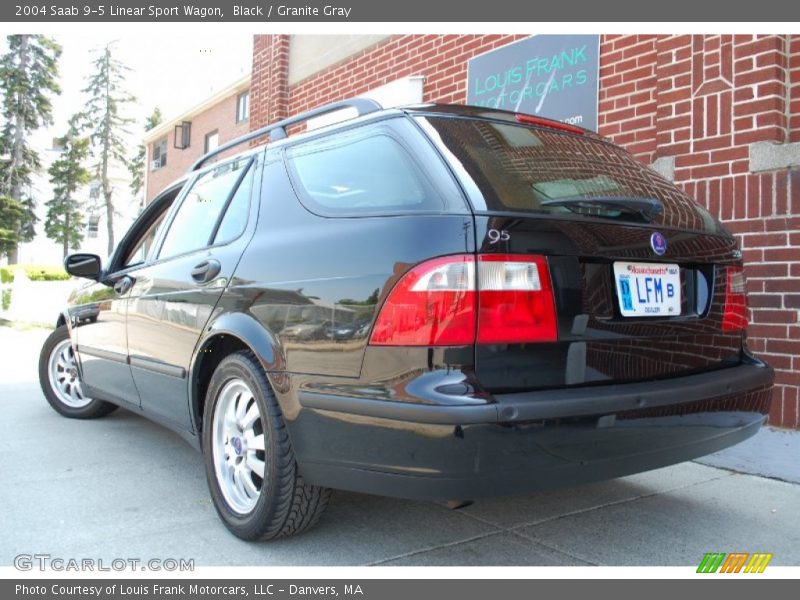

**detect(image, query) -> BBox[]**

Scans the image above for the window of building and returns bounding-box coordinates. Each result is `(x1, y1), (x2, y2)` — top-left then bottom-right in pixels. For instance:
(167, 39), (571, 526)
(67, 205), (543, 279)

(87, 215), (99, 238)
(204, 130), (219, 153)
(236, 91), (250, 123)
(152, 139), (167, 170)
(174, 121), (191, 150)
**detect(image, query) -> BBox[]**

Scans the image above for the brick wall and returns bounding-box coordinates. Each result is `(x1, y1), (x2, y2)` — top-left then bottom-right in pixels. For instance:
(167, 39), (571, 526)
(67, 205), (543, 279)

(251, 34), (800, 428)
(252, 35), (290, 129)
(251, 35), (529, 125)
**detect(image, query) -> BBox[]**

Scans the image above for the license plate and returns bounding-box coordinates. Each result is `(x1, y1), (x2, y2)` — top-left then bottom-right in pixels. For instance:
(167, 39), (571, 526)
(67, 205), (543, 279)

(613, 261), (681, 317)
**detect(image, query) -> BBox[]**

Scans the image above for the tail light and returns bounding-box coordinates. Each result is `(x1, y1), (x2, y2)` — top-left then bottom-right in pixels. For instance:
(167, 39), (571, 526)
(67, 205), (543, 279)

(369, 254), (557, 346)
(515, 113), (585, 135)
(722, 266), (748, 332)
(477, 254), (557, 343)
(368, 255), (475, 346)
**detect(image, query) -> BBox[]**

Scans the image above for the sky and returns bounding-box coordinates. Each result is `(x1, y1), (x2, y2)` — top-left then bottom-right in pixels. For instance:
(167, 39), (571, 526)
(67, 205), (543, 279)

(3, 33), (253, 149)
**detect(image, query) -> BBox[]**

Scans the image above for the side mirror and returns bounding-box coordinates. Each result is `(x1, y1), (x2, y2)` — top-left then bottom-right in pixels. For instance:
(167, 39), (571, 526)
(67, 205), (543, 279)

(64, 253), (103, 280)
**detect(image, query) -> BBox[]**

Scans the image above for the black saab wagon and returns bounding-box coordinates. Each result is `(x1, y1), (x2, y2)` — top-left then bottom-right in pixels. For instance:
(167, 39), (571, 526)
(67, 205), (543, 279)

(40, 99), (774, 540)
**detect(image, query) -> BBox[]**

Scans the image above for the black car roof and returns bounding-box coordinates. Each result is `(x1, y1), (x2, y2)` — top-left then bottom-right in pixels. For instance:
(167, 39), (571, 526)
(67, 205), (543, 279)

(186, 98), (602, 177)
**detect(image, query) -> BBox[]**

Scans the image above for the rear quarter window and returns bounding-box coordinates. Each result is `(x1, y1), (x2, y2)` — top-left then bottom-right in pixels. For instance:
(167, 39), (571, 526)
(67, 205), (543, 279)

(285, 118), (465, 216)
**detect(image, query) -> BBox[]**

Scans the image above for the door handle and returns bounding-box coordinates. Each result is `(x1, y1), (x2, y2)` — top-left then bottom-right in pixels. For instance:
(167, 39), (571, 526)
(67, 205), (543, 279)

(113, 276), (133, 295)
(191, 259), (221, 283)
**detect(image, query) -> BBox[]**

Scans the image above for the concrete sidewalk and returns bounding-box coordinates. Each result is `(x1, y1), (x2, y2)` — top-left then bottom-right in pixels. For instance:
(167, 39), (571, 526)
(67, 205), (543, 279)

(697, 425), (800, 484)
(1, 325), (798, 567)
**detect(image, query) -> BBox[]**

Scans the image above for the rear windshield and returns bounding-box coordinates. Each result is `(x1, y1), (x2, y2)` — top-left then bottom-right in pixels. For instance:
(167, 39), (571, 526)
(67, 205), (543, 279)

(418, 116), (719, 232)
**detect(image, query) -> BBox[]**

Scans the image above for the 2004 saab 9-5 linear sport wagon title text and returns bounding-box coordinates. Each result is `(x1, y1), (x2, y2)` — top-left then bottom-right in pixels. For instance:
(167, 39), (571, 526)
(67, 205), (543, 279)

(21, 4), (354, 18)
(20, 4), (224, 18)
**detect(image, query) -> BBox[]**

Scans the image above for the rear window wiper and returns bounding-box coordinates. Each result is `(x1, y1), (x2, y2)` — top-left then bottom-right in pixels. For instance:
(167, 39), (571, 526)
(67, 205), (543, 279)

(539, 196), (663, 221)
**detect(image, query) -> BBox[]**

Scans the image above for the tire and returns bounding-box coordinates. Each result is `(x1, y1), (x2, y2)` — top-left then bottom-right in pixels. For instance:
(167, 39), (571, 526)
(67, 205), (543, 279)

(202, 350), (331, 541)
(38, 325), (118, 419)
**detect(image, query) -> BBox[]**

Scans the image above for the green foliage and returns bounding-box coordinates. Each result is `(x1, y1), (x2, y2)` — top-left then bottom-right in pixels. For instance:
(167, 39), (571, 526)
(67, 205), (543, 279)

(0, 195), (26, 258)
(0, 35), (62, 253)
(129, 106), (163, 200)
(0, 264), (69, 282)
(80, 43), (136, 165)
(72, 286), (114, 305)
(77, 42), (136, 255)
(19, 264), (70, 281)
(45, 117), (91, 257)
(1, 289), (11, 311)
(338, 289), (381, 306)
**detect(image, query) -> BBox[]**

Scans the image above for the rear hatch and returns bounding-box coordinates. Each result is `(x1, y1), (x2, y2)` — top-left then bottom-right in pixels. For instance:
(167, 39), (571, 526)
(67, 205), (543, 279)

(415, 111), (747, 392)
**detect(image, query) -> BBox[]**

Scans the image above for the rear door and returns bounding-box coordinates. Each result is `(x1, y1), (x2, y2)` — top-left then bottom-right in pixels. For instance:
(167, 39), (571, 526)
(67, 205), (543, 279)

(243, 116), (473, 378)
(126, 154), (260, 429)
(416, 114), (744, 391)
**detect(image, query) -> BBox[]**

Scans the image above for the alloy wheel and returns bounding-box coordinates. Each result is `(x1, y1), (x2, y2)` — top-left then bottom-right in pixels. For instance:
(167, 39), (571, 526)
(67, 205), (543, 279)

(211, 378), (267, 514)
(47, 339), (91, 408)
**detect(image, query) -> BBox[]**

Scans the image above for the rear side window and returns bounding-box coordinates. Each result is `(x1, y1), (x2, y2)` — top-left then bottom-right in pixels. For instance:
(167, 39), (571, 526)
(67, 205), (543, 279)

(418, 116), (718, 232)
(285, 118), (464, 216)
(158, 157), (252, 259)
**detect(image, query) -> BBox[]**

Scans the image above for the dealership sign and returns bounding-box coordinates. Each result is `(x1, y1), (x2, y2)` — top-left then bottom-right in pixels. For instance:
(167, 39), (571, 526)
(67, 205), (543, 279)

(467, 35), (600, 131)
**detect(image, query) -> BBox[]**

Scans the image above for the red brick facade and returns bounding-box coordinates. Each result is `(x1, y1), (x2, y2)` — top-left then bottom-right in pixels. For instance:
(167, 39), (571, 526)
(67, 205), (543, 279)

(145, 84), (251, 202)
(251, 34), (800, 428)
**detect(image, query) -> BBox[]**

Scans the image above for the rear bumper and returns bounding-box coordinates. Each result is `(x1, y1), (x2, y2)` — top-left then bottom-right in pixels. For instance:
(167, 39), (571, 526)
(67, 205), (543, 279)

(293, 362), (773, 500)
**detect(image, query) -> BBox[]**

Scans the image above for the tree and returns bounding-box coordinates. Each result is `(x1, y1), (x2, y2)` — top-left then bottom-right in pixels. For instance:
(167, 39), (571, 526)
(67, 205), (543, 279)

(0, 34), (62, 262)
(44, 119), (91, 258)
(129, 106), (162, 205)
(79, 42), (135, 255)
(0, 195), (26, 258)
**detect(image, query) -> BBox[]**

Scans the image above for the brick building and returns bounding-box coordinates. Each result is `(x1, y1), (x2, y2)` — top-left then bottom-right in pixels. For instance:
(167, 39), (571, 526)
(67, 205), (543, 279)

(143, 75), (251, 202)
(247, 34), (800, 428)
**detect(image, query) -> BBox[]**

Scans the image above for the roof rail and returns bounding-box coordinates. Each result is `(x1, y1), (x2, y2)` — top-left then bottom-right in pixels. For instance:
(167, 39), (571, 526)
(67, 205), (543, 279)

(188, 97), (383, 172)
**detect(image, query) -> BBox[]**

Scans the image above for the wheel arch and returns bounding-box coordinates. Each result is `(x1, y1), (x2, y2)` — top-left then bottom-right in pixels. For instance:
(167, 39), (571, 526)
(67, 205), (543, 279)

(189, 311), (286, 437)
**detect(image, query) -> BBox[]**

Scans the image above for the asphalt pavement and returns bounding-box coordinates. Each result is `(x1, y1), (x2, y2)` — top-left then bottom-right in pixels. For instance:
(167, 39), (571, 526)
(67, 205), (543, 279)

(1, 325), (798, 566)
